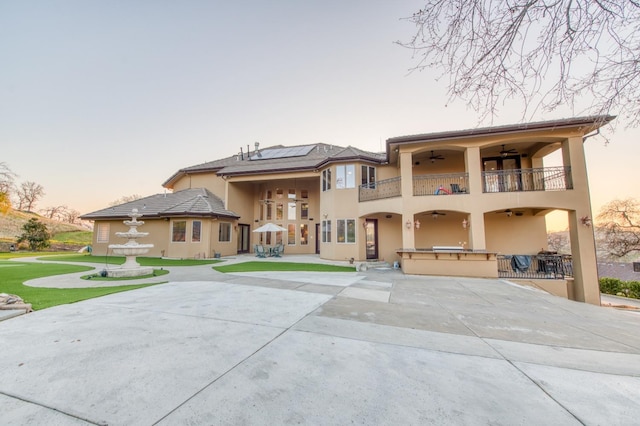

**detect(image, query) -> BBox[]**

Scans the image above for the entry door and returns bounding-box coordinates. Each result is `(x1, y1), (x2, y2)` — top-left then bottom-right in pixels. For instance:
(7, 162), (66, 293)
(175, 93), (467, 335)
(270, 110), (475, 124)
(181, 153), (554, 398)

(483, 156), (521, 192)
(365, 219), (378, 260)
(237, 224), (250, 253)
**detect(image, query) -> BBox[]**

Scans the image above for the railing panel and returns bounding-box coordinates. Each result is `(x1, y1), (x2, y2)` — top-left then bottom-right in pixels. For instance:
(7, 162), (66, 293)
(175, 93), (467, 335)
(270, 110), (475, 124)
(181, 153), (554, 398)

(497, 254), (573, 279)
(483, 166), (572, 193)
(359, 176), (401, 202)
(413, 173), (469, 196)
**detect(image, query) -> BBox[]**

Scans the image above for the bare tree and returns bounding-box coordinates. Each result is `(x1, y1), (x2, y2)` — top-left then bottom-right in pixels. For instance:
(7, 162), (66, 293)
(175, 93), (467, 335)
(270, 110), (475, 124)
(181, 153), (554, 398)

(597, 198), (640, 259)
(63, 208), (81, 224)
(400, 1), (640, 126)
(547, 232), (569, 254)
(0, 162), (16, 194)
(41, 205), (68, 221)
(0, 162), (16, 212)
(109, 194), (142, 206)
(16, 181), (45, 212)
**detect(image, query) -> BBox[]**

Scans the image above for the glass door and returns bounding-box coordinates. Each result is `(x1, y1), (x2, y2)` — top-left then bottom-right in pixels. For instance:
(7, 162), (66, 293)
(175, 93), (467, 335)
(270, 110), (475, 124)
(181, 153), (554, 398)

(365, 219), (378, 260)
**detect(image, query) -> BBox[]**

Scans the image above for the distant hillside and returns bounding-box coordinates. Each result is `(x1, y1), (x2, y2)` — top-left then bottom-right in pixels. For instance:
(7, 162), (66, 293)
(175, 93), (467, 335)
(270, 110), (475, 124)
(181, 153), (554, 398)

(0, 210), (90, 242)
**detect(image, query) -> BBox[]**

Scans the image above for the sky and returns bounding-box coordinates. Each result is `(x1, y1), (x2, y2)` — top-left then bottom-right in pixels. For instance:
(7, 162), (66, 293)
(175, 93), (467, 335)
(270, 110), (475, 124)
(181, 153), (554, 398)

(1, 1), (638, 230)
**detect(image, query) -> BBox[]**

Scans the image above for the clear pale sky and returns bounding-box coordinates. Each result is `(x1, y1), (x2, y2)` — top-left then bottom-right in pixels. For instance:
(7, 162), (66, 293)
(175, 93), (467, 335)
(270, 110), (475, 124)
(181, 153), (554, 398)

(1, 1), (637, 230)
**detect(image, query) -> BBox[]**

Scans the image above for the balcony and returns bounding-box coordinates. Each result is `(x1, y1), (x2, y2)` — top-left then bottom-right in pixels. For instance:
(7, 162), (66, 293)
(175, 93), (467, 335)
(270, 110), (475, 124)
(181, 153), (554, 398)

(359, 176), (401, 202)
(413, 173), (469, 196)
(483, 166), (572, 193)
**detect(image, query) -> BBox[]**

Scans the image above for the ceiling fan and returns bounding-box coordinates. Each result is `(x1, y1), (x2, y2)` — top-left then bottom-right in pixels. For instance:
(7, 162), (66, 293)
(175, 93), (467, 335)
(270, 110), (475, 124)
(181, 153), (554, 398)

(496, 209), (524, 217)
(428, 151), (445, 163)
(499, 145), (518, 157)
(425, 211), (447, 219)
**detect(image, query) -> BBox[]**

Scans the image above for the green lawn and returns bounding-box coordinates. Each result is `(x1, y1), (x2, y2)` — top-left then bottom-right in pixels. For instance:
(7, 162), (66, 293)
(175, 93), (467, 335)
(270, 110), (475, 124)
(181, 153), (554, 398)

(213, 261), (356, 273)
(0, 260), (160, 311)
(41, 254), (222, 266)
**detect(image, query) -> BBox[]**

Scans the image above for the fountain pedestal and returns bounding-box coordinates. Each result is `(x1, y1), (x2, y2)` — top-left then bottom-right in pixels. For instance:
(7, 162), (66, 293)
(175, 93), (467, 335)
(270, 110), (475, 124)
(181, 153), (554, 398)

(107, 208), (154, 278)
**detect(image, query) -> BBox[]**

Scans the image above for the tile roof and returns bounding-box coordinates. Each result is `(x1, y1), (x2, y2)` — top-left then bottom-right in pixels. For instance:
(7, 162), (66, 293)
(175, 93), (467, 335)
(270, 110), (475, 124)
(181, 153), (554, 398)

(386, 115), (616, 145)
(80, 188), (239, 220)
(162, 143), (385, 185)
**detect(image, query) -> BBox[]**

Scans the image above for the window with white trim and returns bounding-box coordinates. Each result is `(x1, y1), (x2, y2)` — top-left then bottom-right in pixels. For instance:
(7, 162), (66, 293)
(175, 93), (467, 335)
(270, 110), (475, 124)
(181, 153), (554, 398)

(96, 223), (109, 243)
(336, 219), (356, 243)
(219, 222), (231, 242)
(192, 220), (201, 242)
(322, 220), (331, 243)
(336, 164), (355, 189)
(172, 221), (186, 242)
(322, 169), (331, 191)
(361, 165), (376, 189)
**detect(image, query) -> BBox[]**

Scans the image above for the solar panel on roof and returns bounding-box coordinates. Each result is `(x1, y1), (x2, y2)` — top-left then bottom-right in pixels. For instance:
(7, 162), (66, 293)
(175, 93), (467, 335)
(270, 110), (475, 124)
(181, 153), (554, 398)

(250, 145), (315, 160)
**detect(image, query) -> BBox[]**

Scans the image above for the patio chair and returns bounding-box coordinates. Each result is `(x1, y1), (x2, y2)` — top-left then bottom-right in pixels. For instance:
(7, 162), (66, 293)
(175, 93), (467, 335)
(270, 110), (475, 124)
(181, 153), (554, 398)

(255, 245), (267, 258)
(271, 245), (282, 258)
(450, 183), (467, 194)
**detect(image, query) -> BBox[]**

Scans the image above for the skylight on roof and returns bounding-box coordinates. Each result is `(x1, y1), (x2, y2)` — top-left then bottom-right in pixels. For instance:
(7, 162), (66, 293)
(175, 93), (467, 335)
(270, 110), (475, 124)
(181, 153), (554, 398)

(250, 145), (315, 160)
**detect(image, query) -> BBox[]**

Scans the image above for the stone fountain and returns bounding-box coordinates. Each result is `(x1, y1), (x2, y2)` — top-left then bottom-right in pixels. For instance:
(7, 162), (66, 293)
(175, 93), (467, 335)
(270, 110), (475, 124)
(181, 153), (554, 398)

(107, 208), (154, 278)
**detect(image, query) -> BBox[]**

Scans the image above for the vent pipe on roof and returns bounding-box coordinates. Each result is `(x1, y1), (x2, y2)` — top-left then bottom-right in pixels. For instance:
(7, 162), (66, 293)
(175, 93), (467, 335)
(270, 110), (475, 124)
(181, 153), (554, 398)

(239, 147), (244, 161)
(247, 144), (250, 159)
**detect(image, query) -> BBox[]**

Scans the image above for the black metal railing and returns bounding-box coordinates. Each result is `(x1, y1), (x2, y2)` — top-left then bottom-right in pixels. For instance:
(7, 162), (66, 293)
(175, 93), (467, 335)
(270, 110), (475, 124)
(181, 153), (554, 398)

(497, 254), (573, 279)
(359, 176), (401, 202)
(413, 173), (469, 196)
(483, 166), (572, 193)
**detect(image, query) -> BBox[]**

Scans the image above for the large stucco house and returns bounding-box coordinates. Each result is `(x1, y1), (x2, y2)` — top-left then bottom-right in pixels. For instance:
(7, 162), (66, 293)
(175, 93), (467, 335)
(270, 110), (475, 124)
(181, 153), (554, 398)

(81, 116), (613, 305)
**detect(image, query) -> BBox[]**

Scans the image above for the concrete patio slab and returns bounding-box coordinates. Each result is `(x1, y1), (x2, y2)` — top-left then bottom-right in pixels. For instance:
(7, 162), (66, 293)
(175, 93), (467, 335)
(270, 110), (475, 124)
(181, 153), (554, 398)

(3, 258), (640, 425)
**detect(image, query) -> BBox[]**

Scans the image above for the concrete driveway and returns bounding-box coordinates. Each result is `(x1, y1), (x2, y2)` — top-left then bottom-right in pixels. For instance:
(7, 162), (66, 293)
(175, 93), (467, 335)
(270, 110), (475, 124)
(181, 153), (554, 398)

(2, 258), (640, 425)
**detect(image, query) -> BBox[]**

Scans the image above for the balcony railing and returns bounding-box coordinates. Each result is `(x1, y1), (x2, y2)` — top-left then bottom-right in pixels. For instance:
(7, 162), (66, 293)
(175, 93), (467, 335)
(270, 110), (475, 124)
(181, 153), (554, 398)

(483, 166), (572, 193)
(413, 173), (469, 196)
(497, 254), (573, 279)
(359, 176), (401, 202)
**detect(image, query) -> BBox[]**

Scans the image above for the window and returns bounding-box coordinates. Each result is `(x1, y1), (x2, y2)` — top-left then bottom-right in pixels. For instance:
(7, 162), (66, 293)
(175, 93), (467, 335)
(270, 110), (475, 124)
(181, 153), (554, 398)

(276, 188), (283, 199)
(287, 189), (296, 220)
(322, 220), (331, 243)
(192, 220), (201, 242)
(322, 169), (331, 191)
(266, 203), (272, 220)
(276, 203), (283, 220)
(300, 224), (308, 245)
(172, 221), (186, 242)
(288, 224), (296, 245)
(219, 222), (231, 242)
(336, 165), (355, 189)
(96, 223), (109, 243)
(301, 202), (309, 220)
(336, 219), (356, 243)
(276, 228), (283, 245)
(361, 165), (376, 189)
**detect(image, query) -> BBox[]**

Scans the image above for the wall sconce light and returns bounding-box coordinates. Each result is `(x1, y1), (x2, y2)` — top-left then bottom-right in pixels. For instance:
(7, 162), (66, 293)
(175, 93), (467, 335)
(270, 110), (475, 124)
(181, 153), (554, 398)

(323, 213), (328, 219)
(432, 212), (439, 220)
(254, 219), (259, 223)
(405, 220), (412, 229)
(462, 218), (469, 229)
(414, 219), (421, 229)
(505, 209), (513, 217)
(363, 221), (368, 229)
(580, 216), (592, 227)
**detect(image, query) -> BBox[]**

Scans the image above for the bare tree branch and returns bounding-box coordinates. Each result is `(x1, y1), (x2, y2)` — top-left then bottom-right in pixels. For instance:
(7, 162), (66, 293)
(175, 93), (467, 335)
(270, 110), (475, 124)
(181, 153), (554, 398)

(597, 198), (640, 258)
(399, 0), (640, 126)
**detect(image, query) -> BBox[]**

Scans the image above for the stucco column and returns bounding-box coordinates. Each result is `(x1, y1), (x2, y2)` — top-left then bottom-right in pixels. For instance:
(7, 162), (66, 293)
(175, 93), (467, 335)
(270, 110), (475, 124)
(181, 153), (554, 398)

(563, 136), (600, 305)
(465, 146), (482, 195)
(467, 210), (487, 251)
(400, 151), (415, 249)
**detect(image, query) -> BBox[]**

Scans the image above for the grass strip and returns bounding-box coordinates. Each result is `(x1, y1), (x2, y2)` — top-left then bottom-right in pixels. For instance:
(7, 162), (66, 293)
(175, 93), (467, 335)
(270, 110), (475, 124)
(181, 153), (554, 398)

(213, 261), (356, 273)
(0, 260), (159, 311)
(40, 254), (221, 266)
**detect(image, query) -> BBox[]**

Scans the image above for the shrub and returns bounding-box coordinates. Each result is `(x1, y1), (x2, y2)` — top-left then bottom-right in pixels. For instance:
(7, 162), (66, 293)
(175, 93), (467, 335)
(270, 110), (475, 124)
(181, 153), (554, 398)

(599, 277), (622, 295)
